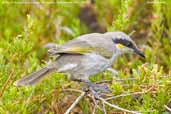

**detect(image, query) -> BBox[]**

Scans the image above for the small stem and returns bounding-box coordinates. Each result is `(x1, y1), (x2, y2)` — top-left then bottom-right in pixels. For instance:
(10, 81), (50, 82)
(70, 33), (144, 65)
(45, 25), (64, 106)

(64, 92), (86, 114)
(164, 105), (171, 112)
(63, 88), (83, 93)
(95, 80), (112, 84)
(105, 92), (145, 101)
(102, 101), (107, 114)
(99, 97), (141, 114)
(92, 105), (97, 114)
(0, 71), (14, 97)
(129, 30), (136, 36)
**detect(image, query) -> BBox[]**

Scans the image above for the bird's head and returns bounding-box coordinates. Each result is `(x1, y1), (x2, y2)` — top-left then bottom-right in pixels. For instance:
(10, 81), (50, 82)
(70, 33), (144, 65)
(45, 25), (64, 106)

(106, 32), (145, 58)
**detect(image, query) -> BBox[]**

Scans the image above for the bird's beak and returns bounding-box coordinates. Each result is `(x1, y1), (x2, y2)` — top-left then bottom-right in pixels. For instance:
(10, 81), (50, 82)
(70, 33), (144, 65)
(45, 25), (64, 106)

(134, 48), (145, 58)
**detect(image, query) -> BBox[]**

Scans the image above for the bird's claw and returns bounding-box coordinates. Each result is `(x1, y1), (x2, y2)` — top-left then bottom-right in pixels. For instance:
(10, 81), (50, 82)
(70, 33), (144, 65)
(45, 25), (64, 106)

(92, 83), (111, 93)
(82, 82), (111, 99)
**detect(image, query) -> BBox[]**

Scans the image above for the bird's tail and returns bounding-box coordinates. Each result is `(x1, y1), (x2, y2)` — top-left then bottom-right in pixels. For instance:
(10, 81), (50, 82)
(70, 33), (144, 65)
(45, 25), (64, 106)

(14, 67), (55, 86)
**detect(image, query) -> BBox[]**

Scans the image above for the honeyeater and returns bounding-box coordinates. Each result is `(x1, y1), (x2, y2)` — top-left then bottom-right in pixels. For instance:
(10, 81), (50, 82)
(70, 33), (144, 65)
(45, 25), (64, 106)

(14, 32), (145, 92)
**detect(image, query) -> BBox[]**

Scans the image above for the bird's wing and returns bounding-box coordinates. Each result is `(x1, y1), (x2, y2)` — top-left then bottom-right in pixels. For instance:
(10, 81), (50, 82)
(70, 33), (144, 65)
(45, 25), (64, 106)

(48, 33), (113, 58)
(48, 40), (93, 55)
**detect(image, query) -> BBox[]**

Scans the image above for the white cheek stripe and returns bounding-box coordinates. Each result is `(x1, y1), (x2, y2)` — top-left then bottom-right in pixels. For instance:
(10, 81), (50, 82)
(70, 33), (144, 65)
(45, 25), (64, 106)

(57, 64), (77, 72)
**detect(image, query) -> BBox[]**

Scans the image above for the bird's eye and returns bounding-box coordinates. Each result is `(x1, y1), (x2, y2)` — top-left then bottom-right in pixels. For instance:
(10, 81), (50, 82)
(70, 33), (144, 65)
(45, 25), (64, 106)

(112, 38), (133, 48)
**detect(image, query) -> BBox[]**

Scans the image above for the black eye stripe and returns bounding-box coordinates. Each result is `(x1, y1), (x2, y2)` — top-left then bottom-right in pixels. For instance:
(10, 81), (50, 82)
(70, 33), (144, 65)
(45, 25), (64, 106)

(112, 38), (132, 47)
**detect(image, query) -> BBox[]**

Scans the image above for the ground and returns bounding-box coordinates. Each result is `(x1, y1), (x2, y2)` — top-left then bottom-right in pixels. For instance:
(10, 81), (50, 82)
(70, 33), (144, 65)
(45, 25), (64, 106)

(0, 0), (171, 114)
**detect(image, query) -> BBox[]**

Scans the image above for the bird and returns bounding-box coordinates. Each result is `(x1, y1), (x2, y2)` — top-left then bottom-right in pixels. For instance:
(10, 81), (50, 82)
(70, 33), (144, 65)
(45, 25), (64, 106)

(14, 32), (145, 93)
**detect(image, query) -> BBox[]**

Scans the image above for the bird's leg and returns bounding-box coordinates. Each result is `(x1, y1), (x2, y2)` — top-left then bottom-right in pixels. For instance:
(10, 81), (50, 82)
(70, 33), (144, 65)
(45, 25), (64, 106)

(70, 77), (111, 97)
(82, 80), (111, 98)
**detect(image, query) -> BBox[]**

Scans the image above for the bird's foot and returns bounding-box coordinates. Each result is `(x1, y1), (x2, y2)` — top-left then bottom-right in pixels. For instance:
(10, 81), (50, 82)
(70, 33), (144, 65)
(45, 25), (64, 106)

(83, 82), (111, 99)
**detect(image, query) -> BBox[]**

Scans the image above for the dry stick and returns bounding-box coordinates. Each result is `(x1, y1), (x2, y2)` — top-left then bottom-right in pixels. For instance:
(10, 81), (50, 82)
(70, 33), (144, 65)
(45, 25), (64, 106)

(0, 71), (14, 97)
(63, 87), (101, 110)
(115, 78), (138, 81)
(95, 78), (138, 84)
(89, 94), (103, 112)
(164, 105), (171, 112)
(95, 80), (112, 84)
(63, 88), (83, 93)
(92, 105), (97, 114)
(98, 97), (141, 114)
(64, 92), (86, 114)
(102, 100), (107, 114)
(64, 88), (144, 113)
(64, 89), (142, 114)
(63, 88), (103, 111)
(89, 86), (140, 114)
(105, 91), (145, 101)
(129, 30), (136, 36)
(90, 95), (102, 114)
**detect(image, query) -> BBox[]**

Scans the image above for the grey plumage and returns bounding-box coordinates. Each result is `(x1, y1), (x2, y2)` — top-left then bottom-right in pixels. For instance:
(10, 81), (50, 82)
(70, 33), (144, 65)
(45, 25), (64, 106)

(48, 32), (117, 58)
(14, 67), (55, 86)
(14, 32), (144, 86)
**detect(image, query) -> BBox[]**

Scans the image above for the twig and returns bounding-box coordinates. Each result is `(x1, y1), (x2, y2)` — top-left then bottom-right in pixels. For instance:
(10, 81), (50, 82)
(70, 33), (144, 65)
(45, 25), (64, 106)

(64, 86), (143, 114)
(102, 100), (107, 114)
(63, 88), (83, 93)
(21, 86), (36, 111)
(64, 89), (142, 114)
(64, 92), (86, 114)
(95, 78), (138, 84)
(164, 105), (171, 112)
(98, 97), (141, 114)
(129, 30), (136, 36)
(92, 105), (97, 114)
(115, 78), (138, 81)
(89, 94), (103, 112)
(95, 80), (112, 84)
(105, 92), (145, 101)
(0, 71), (14, 97)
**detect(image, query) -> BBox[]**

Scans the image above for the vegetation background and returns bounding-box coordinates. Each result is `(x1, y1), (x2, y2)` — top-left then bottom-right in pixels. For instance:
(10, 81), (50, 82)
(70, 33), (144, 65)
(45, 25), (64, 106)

(0, 0), (171, 114)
